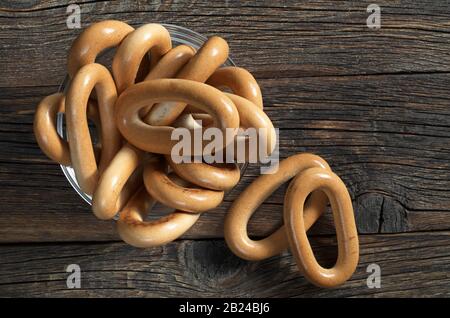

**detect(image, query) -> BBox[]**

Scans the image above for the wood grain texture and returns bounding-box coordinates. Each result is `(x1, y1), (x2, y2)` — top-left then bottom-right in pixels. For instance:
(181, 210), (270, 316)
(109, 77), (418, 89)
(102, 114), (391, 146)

(0, 0), (450, 298)
(1, 0), (450, 88)
(0, 232), (449, 297)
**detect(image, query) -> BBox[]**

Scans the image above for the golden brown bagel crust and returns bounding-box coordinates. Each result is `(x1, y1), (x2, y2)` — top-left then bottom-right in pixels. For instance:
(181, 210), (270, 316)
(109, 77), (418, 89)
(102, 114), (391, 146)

(143, 157), (224, 213)
(112, 23), (172, 94)
(66, 63), (121, 195)
(145, 36), (229, 125)
(117, 188), (200, 248)
(115, 79), (240, 155)
(224, 153), (331, 261)
(207, 66), (263, 109)
(67, 20), (134, 78)
(92, 144), (144, 220)
(284, 167), (359, 288)
(166, 155), (240, 191)
(34, 94), (102, 166)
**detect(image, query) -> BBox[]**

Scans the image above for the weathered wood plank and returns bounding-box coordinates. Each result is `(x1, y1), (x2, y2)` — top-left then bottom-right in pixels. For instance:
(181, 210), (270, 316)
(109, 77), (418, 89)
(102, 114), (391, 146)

(0, 0), (449, 299)
(0, 70), (449, 242)
(0, 1), (449, 242)
(0, 232), (449, 297)
(1, 0), (450, 88)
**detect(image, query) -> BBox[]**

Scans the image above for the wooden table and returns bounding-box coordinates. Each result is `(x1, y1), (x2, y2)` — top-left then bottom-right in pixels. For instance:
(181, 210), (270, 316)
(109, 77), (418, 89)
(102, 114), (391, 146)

(1, 1), (449, 297)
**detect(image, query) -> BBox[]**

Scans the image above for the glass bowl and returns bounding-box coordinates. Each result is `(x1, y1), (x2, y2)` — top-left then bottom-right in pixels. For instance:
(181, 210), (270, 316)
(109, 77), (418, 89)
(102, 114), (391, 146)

(57, 23), (246, 207)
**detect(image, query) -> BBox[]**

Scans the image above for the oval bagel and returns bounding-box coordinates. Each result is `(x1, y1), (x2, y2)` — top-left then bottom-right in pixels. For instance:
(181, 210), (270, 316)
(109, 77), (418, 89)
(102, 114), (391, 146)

(117, 188), (200, 248)
(284, 167), (359, 288)
(224, 153), (331, 261)
(34, 93), (102, 166)
(115, 78), (240, 155)
(166, 155), (240, 191)
(143, 157), (224, 213)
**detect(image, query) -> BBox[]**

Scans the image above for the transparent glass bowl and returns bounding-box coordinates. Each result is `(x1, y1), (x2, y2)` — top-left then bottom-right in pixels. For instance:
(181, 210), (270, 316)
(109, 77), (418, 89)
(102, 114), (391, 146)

(57, 24), (245, 206)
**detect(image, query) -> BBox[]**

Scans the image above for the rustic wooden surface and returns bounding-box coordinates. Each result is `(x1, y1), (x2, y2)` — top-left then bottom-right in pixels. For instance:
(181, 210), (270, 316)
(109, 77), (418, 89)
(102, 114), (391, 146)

(1, 232), (450, 297)
(0, 0), (449, 297)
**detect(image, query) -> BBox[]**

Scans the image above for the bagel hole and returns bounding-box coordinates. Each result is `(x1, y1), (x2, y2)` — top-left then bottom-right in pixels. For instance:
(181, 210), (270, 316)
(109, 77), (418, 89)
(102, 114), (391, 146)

(139, 171), (199, 222)
(94, 47), (149, 81)
(95, 48), (115, 73)
(87, 119), (100, 144)
(215, 85), (233, 94)
(143, 201), (175, 221)
(88, 48), (116, 100)
(246, 182), (287, 239)
(135, 52), (151, 83)
(59, 113), (99, 146)
(89, 48), (150, 100)
(305, 190), (338, 269)
(86, 116), (102, 162)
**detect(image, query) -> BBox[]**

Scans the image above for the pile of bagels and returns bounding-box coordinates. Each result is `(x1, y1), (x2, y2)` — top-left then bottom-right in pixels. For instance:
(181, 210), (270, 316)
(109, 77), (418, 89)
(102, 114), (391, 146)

(34, 20), (359, 288)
